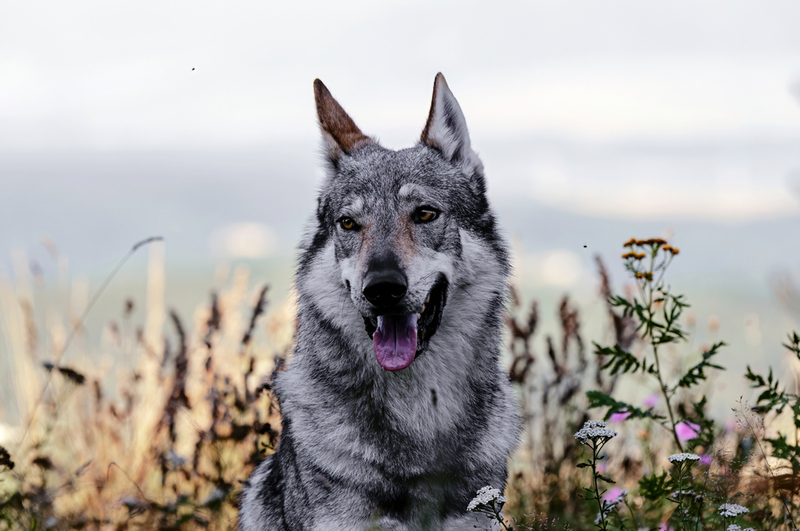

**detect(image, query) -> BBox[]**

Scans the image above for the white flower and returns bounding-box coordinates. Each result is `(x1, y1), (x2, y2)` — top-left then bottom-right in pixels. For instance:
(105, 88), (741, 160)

(718, 503), (749, 517)
(726, 525), (755, 531)
(668, 453), (700, 463)
(574, 420), (618, 443)
(467, 486), (507, 511)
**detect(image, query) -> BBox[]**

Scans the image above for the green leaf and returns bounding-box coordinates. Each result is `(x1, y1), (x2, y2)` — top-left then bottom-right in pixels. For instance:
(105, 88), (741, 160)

(745, 365), (790, 413)
(594, 343), (641, 376)
(673, 342), (725, 390)
(638, 471), (670, 500)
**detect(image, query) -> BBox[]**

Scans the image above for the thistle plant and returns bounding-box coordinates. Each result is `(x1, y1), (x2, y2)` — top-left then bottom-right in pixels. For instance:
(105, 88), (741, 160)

(574, 420), (619, 530)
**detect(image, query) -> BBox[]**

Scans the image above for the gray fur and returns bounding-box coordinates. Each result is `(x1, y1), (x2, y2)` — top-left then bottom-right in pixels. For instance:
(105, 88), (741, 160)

(240, 74), (519, 531)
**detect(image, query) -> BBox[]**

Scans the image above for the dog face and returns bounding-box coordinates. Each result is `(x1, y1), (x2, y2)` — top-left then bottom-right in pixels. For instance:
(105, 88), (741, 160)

(302, 75), (505, 372)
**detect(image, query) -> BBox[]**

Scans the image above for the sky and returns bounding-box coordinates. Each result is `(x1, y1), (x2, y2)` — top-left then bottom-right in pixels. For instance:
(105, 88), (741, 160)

(1, 1), (800, 264)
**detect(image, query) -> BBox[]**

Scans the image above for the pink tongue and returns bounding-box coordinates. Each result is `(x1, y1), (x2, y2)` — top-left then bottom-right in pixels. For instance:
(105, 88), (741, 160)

(373, 314), (419, 371)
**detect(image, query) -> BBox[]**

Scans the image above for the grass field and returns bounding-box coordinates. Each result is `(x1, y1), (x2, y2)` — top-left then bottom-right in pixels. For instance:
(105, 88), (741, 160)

(1, 237), (799, 530)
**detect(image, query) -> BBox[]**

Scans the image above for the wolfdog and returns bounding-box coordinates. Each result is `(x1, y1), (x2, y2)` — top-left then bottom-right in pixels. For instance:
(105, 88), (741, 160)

(239, 73), (519, 530)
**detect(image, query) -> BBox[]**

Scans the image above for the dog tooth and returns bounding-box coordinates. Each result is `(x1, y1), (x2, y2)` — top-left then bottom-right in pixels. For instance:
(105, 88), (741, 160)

(420, 304), (426, 314)
(425, 294), (430, 303)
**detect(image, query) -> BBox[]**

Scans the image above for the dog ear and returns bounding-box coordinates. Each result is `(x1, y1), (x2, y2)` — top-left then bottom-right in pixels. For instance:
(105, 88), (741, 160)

(420, 73), (480, 169)
(314, 79), (372, 162)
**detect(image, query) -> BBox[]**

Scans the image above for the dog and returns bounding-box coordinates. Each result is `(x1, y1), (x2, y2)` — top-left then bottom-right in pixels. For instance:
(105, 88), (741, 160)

(239, 73), (519, 530)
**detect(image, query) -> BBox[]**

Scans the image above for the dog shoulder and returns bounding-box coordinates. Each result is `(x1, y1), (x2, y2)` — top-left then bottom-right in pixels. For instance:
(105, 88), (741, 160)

(239, 455), (289, 531)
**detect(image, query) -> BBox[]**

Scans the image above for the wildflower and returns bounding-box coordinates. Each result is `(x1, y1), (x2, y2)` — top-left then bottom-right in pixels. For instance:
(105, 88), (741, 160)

(623, 238), (637, 247)
(467, 486), (507, 512)
(603, 487), (628, 505)
(643, 394), (659, 408)
(726, 525), (755, 531)
(667, 453), (700, 463)
(699, 454), (712, 465)
(670, 489), (696, 500)
(663, 245), (680, 255)
(718, 503), (749, 517)
(609, 411), (631, 423)
(622, 252), (646, 260)
(574, 420), (618, 444)
(674, 421), (700, 442)
(644, 238), (666, 246)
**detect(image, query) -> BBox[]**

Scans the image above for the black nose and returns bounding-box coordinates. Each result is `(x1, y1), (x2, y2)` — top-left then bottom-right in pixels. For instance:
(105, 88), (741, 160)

(362, 269), (408, 307)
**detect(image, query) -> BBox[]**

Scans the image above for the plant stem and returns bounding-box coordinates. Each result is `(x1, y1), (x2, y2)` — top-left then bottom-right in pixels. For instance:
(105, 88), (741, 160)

(652, 342), (684, 453)
(641, 257), (684, 453)
(591, 441), (609, 531)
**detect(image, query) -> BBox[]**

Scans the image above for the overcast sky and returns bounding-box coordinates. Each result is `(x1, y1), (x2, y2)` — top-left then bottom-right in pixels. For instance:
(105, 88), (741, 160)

(3, 1), (800, 148)
(2, 0), (800, 265)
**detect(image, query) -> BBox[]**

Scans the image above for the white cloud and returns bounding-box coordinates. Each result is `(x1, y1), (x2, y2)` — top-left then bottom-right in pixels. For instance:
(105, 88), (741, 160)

(515, 249), (584, 288)
(209, 223), (276, 259)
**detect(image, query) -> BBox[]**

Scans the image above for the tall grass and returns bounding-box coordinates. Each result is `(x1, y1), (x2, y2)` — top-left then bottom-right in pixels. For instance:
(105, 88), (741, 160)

(1, 238), (799, 530)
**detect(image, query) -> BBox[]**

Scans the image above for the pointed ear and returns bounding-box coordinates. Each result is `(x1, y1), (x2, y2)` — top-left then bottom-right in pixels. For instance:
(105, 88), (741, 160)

(314, 79), (372, 161)
(420, 73), (480, 168)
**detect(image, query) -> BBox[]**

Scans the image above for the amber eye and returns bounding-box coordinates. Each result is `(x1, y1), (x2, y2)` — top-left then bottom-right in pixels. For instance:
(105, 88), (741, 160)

(339, 217), (357, 230)
(414, 208), (438, 224)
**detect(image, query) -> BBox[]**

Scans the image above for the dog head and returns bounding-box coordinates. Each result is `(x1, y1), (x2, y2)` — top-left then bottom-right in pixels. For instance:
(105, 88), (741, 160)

(300, 74), (507, 372)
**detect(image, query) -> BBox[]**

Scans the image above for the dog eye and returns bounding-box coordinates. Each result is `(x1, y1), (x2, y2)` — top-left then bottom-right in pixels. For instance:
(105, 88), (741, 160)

(414, 208), (438, 224)
(339, 217), (358, 230)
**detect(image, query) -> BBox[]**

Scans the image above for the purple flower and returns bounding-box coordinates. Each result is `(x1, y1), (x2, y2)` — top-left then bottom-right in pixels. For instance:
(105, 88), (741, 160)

(675, 421), (700, 442)
(658, 524), (675, 531)
(643, 394), (659, 408)
(609, 411), (632, 423)
(603, 487), (624, 502)
(699, 454), (712, 465)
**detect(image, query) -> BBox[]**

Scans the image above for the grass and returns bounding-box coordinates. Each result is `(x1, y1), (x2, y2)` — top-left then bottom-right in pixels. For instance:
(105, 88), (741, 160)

(1, 237), (799, 530)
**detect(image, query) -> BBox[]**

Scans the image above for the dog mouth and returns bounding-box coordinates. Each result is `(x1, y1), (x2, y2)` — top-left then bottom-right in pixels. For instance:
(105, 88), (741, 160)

(363, 275), (448, 371)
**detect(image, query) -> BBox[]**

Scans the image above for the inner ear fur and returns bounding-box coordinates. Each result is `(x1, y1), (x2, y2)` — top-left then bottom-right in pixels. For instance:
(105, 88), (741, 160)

(419, 73), (476, 167)
(314, 79), (372, 156)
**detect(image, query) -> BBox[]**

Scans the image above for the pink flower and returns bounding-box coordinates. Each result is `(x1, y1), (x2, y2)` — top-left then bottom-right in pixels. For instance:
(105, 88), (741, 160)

(603, 487), (624, 501)
(699, 454), (712, 466)
(609, 411), (632, 423)
(675, 421), (700, 442)
(643, 394), (659, 408)
(723, 418), (739, 433)
(658, 524), (674, 531)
